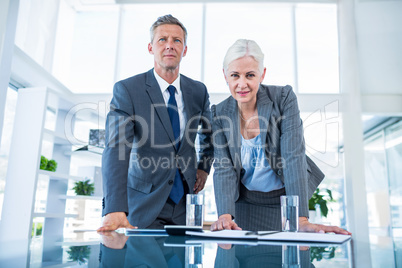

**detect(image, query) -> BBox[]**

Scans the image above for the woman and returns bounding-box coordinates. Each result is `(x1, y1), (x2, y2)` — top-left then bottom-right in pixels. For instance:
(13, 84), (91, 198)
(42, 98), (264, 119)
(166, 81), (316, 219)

(211, 39), (350, 234)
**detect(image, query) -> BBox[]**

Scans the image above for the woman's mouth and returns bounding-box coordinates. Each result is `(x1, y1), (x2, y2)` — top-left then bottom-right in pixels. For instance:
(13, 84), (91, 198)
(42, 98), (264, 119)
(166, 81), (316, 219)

(237, 91), (250, 97)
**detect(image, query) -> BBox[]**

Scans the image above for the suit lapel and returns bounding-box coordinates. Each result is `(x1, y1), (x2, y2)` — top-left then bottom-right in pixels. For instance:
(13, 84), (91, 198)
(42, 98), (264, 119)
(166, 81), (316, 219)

(180, 76), (193, 124)
(256, 87), (273, 151)
(223, 97), (242, 167)
(178, 76), (193, 153)
(145, 70), (176, 145)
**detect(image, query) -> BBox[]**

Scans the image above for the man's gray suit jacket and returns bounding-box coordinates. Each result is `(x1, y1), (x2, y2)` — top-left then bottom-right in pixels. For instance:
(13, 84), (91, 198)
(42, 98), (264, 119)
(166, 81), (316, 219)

(212, 84), (324, 218)
(102, 69), (213, 228)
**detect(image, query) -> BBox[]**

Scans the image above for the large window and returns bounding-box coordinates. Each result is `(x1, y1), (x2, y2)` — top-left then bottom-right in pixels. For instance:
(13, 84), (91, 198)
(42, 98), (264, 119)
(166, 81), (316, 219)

(49, 2), (339, 95)
(363, 118), (402, 267)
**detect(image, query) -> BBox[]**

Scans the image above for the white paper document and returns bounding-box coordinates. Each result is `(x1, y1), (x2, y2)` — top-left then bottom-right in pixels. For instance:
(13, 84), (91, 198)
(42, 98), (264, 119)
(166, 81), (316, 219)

(185, 230), (351, 244)
(257, 231), (351, 243)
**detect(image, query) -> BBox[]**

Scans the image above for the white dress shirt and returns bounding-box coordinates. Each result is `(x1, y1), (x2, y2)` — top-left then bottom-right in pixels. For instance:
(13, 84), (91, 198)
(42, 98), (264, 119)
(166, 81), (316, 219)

(153, 69), (187, 140)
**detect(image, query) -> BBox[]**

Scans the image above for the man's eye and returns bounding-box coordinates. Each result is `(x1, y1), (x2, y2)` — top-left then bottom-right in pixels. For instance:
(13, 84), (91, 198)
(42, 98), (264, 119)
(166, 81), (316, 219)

(159, 38), (166, 42)
(174, 39), (181, 43)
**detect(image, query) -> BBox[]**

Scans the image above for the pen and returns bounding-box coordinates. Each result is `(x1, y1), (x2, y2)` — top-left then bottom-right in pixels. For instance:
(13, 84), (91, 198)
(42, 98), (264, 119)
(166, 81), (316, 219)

(258, 231), (281, 236)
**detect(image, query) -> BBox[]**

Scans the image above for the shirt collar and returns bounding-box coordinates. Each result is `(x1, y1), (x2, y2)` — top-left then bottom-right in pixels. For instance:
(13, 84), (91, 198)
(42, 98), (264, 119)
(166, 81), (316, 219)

(153, 69), (181, 94)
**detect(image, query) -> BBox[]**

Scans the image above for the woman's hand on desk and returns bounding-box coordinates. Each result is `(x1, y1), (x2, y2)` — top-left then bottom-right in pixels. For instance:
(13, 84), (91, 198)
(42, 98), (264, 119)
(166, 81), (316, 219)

(210, 214), (242, 231)
(298, 217), (352, 235)
(97, 212), (137, 232)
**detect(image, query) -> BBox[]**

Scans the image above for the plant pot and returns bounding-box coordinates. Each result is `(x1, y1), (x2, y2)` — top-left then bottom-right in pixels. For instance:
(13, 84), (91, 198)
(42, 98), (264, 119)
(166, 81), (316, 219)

(309, 205), (323, 223)
(309, 210), (317, 223)
(76, 199), (86, 221)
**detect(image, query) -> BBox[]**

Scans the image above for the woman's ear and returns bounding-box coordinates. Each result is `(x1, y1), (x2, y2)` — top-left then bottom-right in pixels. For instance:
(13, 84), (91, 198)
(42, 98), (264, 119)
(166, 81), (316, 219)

(260, 67), (267, 83)
(223, 69), (228, 84)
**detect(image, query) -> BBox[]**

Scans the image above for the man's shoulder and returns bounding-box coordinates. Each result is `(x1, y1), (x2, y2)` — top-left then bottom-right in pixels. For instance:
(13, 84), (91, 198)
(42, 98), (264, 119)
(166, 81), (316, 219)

(117, 70), (151, 86)
(180, 73), (206, 89)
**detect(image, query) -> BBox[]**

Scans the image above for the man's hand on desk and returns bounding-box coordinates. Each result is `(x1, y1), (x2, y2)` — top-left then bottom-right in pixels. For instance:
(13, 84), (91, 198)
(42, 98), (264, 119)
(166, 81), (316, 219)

(99, 231), (128, 249)
(194, 169), (208, 194)
(97, 212), (137, 232)
(298, 217), (352, 235)
(210, 214), (242, 231)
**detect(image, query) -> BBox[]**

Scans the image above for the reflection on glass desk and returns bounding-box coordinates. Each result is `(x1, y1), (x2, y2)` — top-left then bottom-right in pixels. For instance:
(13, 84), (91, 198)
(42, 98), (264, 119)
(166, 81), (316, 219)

(0, 231), (355, 267)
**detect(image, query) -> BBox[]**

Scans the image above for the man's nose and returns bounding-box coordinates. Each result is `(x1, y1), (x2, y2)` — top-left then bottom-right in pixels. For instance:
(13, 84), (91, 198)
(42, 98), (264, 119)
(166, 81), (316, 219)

(166, 39), (174, 50)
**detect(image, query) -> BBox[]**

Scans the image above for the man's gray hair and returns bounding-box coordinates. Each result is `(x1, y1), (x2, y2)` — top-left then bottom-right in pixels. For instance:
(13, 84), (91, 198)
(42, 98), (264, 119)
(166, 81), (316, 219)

(150, 14), (187, 45)
(223, 39), (265, 74)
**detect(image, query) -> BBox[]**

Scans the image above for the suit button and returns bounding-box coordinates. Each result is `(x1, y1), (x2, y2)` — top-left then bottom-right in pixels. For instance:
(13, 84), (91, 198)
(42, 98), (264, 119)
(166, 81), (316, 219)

(240, 168), (245, 175)
(168, 180), (174, 185)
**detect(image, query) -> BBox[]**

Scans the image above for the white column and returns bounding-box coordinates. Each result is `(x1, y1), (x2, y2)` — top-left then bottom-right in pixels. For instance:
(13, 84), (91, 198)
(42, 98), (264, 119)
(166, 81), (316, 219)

(0, 87), (48, 242)
(338, 0), (371, 266)
(0, 0), (19, 143)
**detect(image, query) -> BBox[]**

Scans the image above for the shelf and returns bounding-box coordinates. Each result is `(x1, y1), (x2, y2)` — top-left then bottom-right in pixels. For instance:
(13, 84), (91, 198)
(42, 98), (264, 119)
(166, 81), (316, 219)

(33, 212), (78, 218)
(38, 169), (83, 181)
(64, 146), (103, 161)
(42, 261), (78, 268)
(43, 129), (85, 146)
(59, 195), (102, 200)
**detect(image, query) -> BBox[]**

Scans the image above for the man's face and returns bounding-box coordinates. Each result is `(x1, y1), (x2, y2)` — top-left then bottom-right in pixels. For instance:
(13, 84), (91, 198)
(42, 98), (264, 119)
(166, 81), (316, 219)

(148, 24), (187, 72)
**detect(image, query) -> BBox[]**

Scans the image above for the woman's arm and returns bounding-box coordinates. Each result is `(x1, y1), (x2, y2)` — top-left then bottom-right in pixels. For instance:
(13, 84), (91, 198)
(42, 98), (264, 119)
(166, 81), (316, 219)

(211, 105), (240, 226)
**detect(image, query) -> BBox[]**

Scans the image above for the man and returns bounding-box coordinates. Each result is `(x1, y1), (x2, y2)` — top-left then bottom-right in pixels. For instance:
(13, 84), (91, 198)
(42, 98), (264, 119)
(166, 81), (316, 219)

(98, 14), (213, 231)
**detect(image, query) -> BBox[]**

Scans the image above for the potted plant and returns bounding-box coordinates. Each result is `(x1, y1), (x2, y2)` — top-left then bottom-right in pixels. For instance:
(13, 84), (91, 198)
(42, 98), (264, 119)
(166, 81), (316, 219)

(308, 188), (335, 221)
(40, 156), (48, 170)
(73, 179), (95, 196)
(46, 159), (58, 172)
(72, 179), (95, 221)
(39, 155), (58, 172)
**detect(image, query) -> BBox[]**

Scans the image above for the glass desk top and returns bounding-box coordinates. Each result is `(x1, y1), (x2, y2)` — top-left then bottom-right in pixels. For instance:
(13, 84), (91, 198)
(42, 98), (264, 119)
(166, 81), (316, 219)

(0, 231), (355, 267)
(0, 230), (400, 267)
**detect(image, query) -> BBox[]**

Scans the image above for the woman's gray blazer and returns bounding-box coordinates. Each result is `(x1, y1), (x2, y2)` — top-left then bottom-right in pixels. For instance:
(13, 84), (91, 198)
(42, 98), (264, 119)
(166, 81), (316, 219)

(211, 84), (324, 218)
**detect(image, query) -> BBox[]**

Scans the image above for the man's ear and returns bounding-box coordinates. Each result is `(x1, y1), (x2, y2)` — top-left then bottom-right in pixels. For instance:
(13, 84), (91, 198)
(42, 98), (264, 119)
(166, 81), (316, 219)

(182, 45), (188, 57)
(148, 43), (154, 55)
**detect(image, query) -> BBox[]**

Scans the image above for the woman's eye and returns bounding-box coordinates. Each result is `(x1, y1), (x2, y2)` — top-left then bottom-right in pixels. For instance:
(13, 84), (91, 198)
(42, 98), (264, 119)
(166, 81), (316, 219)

(231, 74), (239, 78)
(247, 74), (255, 78)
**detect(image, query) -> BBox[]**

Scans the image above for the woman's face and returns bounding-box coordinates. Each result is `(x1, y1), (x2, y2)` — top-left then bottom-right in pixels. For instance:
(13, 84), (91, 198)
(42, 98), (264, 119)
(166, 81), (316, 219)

(224, 56), (266, 105)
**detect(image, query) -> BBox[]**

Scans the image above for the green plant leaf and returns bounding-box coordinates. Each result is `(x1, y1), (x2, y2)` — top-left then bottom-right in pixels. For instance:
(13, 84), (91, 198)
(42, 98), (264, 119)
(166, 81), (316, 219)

(308, 187), (336, 218)
(73, 179), (95, 196)
(40, 156), (48, 170)
(67, 246), (91, 264)
(318, 200), (329, 217)
(46, 159), (58, 172)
